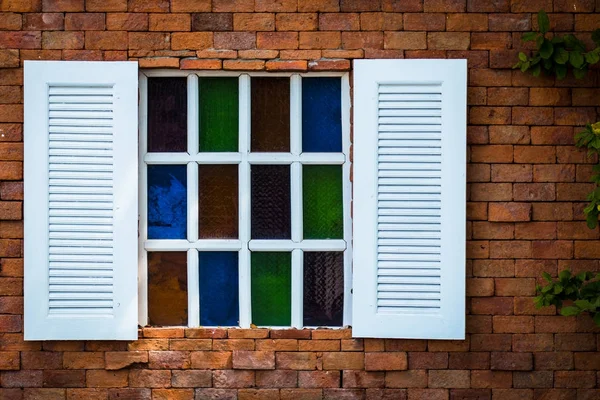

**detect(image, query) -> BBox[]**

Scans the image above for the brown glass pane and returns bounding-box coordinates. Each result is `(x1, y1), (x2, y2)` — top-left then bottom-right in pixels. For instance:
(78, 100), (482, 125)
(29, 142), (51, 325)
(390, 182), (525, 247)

(199, 165), (239, 239)
(251, 77), (290, 152)
(148, 77), (187, 152)
(148, 252), (188, 326)
(251, 165), (291, 239)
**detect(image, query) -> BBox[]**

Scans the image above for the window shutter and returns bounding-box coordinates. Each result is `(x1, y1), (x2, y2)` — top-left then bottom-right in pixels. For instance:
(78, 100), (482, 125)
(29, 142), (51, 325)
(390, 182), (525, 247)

(352, 59), (466, 339)
(24, 61), (139, 340)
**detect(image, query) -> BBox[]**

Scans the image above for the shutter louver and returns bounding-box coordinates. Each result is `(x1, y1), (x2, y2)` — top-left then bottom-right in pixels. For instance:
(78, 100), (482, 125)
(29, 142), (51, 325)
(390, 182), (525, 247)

(24, 61), (138, 340)
(353, 60), (466, 339)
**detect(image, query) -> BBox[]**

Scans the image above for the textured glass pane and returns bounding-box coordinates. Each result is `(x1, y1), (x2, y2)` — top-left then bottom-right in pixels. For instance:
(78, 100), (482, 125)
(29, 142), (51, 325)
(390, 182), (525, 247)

(148, 77), (187, 152)
(148, 252), (188, 326)
(199, 78), (239, 152)
(251, 77), (290, 152)
(251, 165), (291, 239)
(303, 252), (344, 327)
(199, 165), (238, 239)
(148, 165), (187, 239)
(251, 252), (291, 326)
(199, 252), (239, 326)
(302, 78), (342, 152)
(303, 165), (343, 239)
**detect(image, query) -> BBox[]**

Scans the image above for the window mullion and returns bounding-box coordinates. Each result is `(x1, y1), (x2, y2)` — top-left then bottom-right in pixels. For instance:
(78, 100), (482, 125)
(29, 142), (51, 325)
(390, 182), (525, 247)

(290, 74), (303, 328)
(238, 74), (252, 328)
(187, 249), (200, 327)
(138, 73), (149, 327)
(187, 75), (199, 243)
(342, 73), (353, 327)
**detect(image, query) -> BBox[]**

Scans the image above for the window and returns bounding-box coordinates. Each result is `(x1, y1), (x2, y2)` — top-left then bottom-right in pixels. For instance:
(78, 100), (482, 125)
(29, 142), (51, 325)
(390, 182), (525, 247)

(23, 59), (466, 341)
(138, 72), (352, 329)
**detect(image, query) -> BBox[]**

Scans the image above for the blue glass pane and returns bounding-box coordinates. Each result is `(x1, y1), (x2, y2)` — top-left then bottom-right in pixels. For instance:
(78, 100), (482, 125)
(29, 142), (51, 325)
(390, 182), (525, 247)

(302, 78), (342, 153)
(148, 165), (187, 239)
(199, 252), (239, 326)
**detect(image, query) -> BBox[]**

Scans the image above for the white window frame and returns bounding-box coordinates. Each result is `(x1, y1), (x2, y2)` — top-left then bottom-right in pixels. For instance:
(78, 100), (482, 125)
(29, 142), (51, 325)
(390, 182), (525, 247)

(138, 70), (352, 329)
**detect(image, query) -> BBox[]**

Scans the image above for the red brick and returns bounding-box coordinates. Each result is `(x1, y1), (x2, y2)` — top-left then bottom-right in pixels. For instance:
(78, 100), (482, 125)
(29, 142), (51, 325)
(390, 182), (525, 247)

(342, 32), (383, 49)
(470, 334), (512, 351)
(255, 0), (296, 12)
(428, 339), (470, 352)
(298, 0), (339, 12)
(85, 31), (128, 50)
(493, 316), (534, 333)
(42, 0), (83, 12)
(276, 352), (317, 370)
(384, 32), (426, 50)
(128, 0), (168, 12)
(513, 371), (553, 388)
(308, 59), (351, 71)
(86, 0), (127, 11)
(491, 165), (532, 182)
(223, 59), (265, 70)
(488, 88), (528, 106)
(171, 32), (212, 50)
(535, 316), (576, 333)
(514, 222), (556, 240)
(232, 351), (275, 370)
(447, 13), (488, 31)
(64, 13), (105, 30)
(470, 107), (511, 125)
(424, 0), (466, 12)
(298, 371), (340, 388)
(471, 370), (512, 388)
(470, 69), (511, 87)
(555, 334), (596, 351)
(86, 370), (128, 388)
(514, 146), (556, 164)
(408, 352), (448, 370)
(0, 31), (40, 48)
(298, 32), (340, 49)
(256, 370), (298, 388)
(320, 13), (360, 30)
(383, 370), (426, 389)
(573, 89), (600, 106)
(22, 13), (63, 30)
(496, 278), (536, 296)
(489, 13), (531, 31)
(105, 351), (148, 370)
(403, 13), (445, 30)
(471, 183), (512, 201)
(63, 352), (104, 369)
(473, 260), (514, 277)
(43, 370), (85, 388)
(428, 370), (470, 388)
(489, 203), (531, 222)
(449, 352), (490, 369)
(322, 352), (364, 370)
(554, 371), (596, 388)
(471, 32), (511, 49)
(214, 32), (255, 50)
(258, 32), (298, 49)
(555, 107), (597, 126)
(149, 13), (190, 31)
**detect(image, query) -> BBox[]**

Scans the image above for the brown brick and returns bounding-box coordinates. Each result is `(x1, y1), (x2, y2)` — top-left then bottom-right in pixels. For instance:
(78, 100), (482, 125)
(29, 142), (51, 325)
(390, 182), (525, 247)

(86, 0), (126, 11)
(554, 371), (596, 388)
(471, 370), (512, 388)
(148, 351), (190, 369)
(471, 183), (512, 201)
(105, 351), (148, 370)
(513, 371), (553, 389)
(319, 13), (359, 30)
(491, 165), (532, 182)
(170, 0), (211, 12)
(428, 32), (470, 50)
(214, 32), (255, 49)
(190, 351), (232, 369)
(22, 13), (62, 30)
(489, 13), (531, 31)
(41, 31), (82, 49)
(276, 352), (317, 370)
(63, 352), (104, 369)
(299, 32), (340, 49)
(129, 32), (169, 50)
(493, 316), (534, 333)
(85, 31), (128, 49)
(232, 351), (275, 370)
(171, 32), (212, 50)
(447, 13), (488, 31)
(365, 352), (407, 371)
(573, 88), (600, 106)
(180, 58), (221, 69)
(470, 334), (512, 351)
(384, 32), (426, 50)
(192, 13), (232, 31)
(257, 32), (298, 49)
(129, 370), (170, 388)
(383, 370), (426, 389)
(555, 107), (597, 126)
(470, 107), (511, 125)
(64, 13), (105, 30)
(232, 13), (273, 31)
(471, 145), (513, 163)
(148, 13), (190, 31)
(223, 59), (265, 70)
(470, 69), (511, 87)
(43, 0), (83, 12)
(0, 13), (22, 30)
(488, 203), (530, 222)
(342, 31), (382, 49)
(276, 13), (317, 31)
(107, 13), (148, 31)
(403, 13), (445, 30)
(428, 370), (470, 388)
(514, 146), (555, 164)
(128, 0), (168, 12)
(256, 370), (298, 388)
(449, 352), (490, 369)
(468, 164), (491, 183)
(298, 371), (340, 388)
(86, 370), (128, 388)
(322, 352), (364, 370)
(535, 316), (576, 333)
(487, 88), (528, 106)
(42, 370), (85, 388)
(471, 32), (511, 49)
(529, 88), (571, 107)
(428, 339), (471, 352)
(514, 222), (556, 240)
(473, 260), (514, 277)
(491, 352), (532, 371)
(471, 297), (514, 315)
(213, 370), (254, 388)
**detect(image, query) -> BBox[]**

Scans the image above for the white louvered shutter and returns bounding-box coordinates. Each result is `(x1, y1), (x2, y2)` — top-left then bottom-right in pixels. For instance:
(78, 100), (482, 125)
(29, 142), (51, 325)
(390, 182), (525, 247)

(24, 61), (138, 340)
(352, 59), (466, 339)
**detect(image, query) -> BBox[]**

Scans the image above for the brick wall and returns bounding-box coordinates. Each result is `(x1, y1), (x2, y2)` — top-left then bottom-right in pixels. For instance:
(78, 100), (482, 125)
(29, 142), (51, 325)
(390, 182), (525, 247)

(1, 0), (600, 399)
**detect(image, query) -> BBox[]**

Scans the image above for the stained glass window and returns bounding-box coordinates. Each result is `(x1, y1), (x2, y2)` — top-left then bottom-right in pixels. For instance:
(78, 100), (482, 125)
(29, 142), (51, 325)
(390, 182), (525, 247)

(143, 73), (348, 329)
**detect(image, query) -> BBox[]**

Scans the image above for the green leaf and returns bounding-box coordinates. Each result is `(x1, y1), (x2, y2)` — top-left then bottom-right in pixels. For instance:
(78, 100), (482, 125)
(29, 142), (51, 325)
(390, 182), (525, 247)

(540, 39), (554, 59)
(573, 67), (588, 79)
(536, 34), (545, 48)
(553, 47), (569, 64)
(586, 213), (598, 229)
(551, 36), (565, 44)
(554, 284), (563, 294)
(542, 272), (553, 282)
(585, 51), (600, 65)
(570, 51), (584, 68)
(559, 270), (571, 281)
(575, 300), (595, 310)
(519, 52), (528, 62)
(561, 306), (581, 316)
(564, 34), (578, 49)
(532, 63), (542, 77)
(593, 313), (600, 327)
(592, 29), (600, 46)
(538, 10), (550, 34)
(520, 61), (530, 72)
(523, 32), (538, 42)
(555, 64), (567, 79)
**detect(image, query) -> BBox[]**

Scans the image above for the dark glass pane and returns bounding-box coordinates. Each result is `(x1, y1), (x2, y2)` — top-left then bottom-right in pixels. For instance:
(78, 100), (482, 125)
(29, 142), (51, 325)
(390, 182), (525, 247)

(199, 165), (238, 239)
(251, 165), (291, 239)
(148, 77), (187, 152)
(199, 252), (239, 326)
(148, 165), (187, 239)
(302, 78), (342, 153)
(148, 252), (188, 326)
(199, 78), (238, 152)
(251, 252), (291, 326)
(303, 165), (343, 239)
(251, 77), (290, 152)
(303, 252), (344, 327)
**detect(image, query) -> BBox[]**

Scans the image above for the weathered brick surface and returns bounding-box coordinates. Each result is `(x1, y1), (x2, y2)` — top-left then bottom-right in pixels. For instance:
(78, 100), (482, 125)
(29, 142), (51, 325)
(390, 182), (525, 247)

(1, 1), (600, 396)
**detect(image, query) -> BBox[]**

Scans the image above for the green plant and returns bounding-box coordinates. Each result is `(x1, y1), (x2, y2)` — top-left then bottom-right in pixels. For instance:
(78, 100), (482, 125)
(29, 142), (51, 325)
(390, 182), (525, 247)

(514, 10), (600, 79)
(535, 270), (600, 325)
(575, 122), (600, 229)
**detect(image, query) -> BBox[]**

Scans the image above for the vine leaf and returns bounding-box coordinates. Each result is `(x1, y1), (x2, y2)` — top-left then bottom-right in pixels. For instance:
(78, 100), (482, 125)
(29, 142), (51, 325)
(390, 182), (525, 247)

(538, 10), (550, 34)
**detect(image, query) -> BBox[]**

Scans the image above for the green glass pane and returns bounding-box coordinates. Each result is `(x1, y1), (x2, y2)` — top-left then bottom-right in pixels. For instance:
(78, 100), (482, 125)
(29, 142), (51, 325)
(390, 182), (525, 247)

(251, 252), (291, 326)
(303, 165), (343, 239)
(199, 77), (238, 152)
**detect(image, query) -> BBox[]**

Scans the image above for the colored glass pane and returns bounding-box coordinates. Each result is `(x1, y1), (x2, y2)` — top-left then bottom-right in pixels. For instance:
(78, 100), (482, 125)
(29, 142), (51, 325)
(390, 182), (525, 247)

(147, 77), (187, 152)
(302, 78), (342, 152)
(303, 165), (343, 239)
(251, 165), (291, 239)
(199, 78), (239, 152)
(148, 252), (188, 326)
(148, 165), (187, 239)
(199, 165), (238, 239)
(303, 252), (344, 327)
(251, 77), (290, 152)
(199, 252), (239, 326)
(251, 252), (291, 326)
